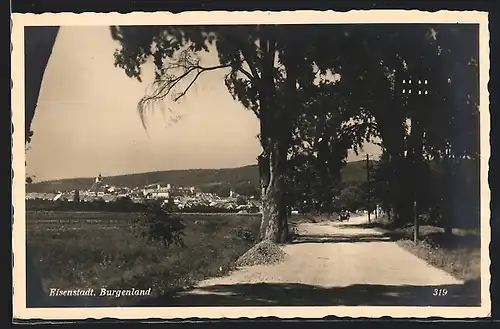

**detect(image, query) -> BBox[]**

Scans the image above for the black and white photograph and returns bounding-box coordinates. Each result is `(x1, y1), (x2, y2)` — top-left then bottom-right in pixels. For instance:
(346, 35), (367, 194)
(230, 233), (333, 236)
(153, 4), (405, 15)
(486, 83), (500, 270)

(12, 10), (490, 319)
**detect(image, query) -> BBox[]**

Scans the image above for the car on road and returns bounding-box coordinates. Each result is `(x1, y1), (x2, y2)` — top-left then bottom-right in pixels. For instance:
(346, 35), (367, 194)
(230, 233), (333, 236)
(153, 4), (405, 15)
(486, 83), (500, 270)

(338, 210), (350, 222)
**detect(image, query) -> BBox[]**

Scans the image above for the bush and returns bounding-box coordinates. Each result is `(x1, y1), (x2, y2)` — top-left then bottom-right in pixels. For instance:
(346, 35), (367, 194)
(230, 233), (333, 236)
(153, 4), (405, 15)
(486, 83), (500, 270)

(133, 205), (186, 248)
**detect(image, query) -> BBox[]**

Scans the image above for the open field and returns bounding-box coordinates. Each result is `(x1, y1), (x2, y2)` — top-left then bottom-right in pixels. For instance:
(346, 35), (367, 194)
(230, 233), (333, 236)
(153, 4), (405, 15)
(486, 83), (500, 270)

(26, 211), (261, 230)
(26, 211), (261, 306)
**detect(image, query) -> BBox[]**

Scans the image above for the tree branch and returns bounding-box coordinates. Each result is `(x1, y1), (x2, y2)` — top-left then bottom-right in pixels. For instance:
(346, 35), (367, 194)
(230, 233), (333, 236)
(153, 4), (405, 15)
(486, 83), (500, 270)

(239, 50), (261, 83)
(138, 60), (231, 128)
(238, 66), (255, 82)
(172, 64), (229, 101)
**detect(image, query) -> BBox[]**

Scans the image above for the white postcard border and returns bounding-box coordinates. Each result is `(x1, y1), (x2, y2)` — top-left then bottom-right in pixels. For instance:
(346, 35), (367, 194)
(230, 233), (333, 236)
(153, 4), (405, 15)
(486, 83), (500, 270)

(11, 10), (491, 320)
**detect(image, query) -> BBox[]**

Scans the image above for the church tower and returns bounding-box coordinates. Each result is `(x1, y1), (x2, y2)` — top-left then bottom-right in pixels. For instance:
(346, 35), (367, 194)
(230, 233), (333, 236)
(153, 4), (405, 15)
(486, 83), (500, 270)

(91, 173), (104, 196)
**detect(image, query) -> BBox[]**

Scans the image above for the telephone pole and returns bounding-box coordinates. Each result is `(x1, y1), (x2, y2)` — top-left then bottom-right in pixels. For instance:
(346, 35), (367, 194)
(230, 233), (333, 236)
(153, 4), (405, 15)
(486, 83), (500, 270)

(366, 153), (371, 223)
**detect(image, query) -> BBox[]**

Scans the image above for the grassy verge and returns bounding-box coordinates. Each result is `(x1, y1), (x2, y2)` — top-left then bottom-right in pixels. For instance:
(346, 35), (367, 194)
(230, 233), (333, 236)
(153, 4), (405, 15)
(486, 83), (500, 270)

(395, 230), (481, 282)
(27, 212), (261, 306)
(368, 216), (481, 282)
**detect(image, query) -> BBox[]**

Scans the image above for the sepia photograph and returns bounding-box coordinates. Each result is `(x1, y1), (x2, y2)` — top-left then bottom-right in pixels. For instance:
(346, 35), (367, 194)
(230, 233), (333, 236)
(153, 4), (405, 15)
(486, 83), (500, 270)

(12, 10), (490, 319)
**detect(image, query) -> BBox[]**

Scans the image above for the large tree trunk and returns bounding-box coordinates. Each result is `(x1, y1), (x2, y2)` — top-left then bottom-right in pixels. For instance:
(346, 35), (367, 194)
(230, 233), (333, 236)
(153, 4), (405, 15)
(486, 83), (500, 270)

(408, 115), (425, 239)
(257, 151), (270, 240)
(372, 114), (409, 227)
(383, 143), (408, 227)
(259, 141), (289, 243)
(24, 26), (60, 306)
(255, 30), (290, 243)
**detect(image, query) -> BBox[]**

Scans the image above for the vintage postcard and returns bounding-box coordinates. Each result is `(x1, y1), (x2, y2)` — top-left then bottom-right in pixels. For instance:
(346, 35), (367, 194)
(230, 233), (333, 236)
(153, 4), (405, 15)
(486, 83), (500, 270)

(12, 10), (491, 320)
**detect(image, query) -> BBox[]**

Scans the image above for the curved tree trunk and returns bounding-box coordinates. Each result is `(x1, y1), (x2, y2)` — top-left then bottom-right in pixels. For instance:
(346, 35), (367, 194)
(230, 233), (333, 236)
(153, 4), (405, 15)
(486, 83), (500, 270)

(24, 26), (60, 306)
(255, 31), (290, 244)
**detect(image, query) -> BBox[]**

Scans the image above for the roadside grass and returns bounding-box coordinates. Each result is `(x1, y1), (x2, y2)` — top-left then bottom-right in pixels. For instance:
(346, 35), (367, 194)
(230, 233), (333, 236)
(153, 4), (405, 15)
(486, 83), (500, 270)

(395, 229), (481, 281)
(27, 212), (261, 306)
(369, 215), (481, 281)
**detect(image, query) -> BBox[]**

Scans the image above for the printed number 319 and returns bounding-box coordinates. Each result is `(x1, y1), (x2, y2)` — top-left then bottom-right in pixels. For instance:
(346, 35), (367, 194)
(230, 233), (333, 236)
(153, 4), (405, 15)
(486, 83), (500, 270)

(433, 288), (448, 296)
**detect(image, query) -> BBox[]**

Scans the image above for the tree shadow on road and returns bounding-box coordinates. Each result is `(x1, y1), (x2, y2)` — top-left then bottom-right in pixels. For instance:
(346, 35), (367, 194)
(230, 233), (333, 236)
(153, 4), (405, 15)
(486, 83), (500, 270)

(337, 222), (481, 249)
(291, 233), (397, 244)
(338, 222), (392, 230)
(135, 278), (481, 307)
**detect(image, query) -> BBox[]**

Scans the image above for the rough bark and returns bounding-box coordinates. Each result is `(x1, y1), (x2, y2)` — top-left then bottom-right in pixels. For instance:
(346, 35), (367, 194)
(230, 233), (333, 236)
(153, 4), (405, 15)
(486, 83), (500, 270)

(255, 30), (290, 243)
(259, 141), (289, 243)
(257, 151), (271, 240)
(24, 26), (60, 306)
(257, 102), (290, 244)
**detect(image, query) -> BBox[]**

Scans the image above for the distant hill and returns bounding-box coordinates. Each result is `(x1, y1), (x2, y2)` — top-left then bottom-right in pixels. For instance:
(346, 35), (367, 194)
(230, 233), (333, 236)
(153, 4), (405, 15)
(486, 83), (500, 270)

(26, 160), (370, 194)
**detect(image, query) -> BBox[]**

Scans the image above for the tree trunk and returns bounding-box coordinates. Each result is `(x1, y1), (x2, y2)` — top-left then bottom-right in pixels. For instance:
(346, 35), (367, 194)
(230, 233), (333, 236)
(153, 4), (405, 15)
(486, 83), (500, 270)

(374, 118), (408, 227)
(409, 115), (425, 236)
(255, 30), (290, 243)
(24, 26), (60, 306)
(389, 152), (409, 227)
(259, 141), (289, 243)
(257, 151), (270, 240)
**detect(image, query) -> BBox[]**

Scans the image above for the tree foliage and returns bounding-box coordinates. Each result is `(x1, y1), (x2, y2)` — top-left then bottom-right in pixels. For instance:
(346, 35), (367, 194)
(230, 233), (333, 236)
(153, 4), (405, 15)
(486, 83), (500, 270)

(133, 203), (186, 247)
(109, 23), (480, 234)
(109, 24), (375, 241)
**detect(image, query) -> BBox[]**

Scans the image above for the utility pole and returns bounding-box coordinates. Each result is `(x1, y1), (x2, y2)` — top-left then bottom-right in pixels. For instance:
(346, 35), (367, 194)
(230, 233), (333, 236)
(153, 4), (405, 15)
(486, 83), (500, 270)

(366, 153), (371, 223)
(413, 199), (418, 244)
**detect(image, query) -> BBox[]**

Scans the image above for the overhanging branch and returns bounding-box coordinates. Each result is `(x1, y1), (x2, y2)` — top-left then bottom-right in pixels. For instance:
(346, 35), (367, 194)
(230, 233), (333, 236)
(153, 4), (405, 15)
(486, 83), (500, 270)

(173, 64), (230, 101)
(138, 61), (231, 128)
(238, 66), (255, 82)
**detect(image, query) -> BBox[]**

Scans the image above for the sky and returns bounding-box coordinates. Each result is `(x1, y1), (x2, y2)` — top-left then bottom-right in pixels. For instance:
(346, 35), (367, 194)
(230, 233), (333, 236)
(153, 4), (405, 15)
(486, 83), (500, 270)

(26, 26), (381, 182)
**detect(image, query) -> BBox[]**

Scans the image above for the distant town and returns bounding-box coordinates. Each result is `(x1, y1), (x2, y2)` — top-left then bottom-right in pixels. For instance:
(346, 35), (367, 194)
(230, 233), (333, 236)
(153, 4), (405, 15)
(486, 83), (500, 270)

(26, 174), (262, 214)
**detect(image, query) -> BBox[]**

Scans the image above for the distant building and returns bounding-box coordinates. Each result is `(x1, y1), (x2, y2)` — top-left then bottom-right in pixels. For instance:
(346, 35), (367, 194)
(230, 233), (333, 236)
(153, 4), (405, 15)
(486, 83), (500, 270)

(153, 191), (170, 199)
(101, 195), (117, 203)
(43, 193), (58, 201)
(91, 173), (104, 196)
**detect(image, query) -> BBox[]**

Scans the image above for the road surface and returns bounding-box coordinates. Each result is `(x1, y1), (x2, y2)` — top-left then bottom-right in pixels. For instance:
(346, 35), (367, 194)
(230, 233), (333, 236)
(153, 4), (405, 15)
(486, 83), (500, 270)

(152, 214), (479, 307)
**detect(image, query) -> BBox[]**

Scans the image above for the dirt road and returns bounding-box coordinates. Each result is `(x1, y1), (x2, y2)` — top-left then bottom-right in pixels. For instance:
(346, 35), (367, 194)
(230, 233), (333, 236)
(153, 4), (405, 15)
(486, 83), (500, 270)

(143, 214), (479, 306)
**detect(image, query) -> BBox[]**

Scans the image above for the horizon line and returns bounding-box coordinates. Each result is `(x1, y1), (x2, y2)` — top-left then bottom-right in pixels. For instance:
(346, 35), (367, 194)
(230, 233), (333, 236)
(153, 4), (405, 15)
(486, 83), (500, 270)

(28, 158), (370, 184)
